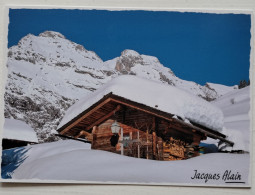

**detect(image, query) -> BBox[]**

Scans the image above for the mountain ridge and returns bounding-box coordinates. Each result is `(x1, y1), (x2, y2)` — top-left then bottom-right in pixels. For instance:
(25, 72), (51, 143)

(4, 31), (237, 142)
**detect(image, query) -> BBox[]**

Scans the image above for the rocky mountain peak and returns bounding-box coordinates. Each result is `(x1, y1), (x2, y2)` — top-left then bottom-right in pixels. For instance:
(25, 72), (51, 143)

(17, 34), (35, 46)
(39, 31), (66, 39)
(115, 50), (144, 73)
(121, 49), (140, 57)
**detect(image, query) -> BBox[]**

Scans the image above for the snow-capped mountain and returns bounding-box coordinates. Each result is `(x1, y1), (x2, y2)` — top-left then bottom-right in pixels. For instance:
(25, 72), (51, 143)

(4, 31), (237, 142)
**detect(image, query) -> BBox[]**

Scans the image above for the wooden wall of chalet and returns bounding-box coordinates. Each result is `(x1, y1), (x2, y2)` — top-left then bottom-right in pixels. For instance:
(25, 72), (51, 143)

(113, 107), (204, 160)
(91, 118), (203, 161)
(73, 105), (205, 161)
(91, 119), (164, 160)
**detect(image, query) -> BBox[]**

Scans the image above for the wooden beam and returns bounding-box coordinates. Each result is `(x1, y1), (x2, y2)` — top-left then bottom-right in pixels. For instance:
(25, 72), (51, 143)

(55, 134), (91, 143)
(60, 98), (112, 135)
(91, 126), (98, 149)
(122, 106), (126, 123)
(85, 105), (122, 131)
(75, 130), (92, 140)
(92, 126), (98, 134)
(152, 116), (155, 131)
(152, 131), (157, 160)
(155, 117), (159, 135)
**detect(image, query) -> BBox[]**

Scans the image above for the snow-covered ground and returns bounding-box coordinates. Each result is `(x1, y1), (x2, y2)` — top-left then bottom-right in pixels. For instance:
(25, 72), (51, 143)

(1, 85), (250, 186)
(10, 140), (249, 186)
(210, 86), (250, 152)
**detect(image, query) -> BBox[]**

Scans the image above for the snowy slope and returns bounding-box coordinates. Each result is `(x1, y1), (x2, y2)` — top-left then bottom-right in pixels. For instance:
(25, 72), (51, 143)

(212, 86), (250, 152)
(206, 83), (238, 97)
(4, 31), (236, 142)
(59, 75), (224, 132)
(3, 119), (38, 143)
(11, 140), (250, 186)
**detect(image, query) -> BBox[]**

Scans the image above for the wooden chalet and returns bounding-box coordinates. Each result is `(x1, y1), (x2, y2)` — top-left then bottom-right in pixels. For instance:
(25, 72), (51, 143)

(57, 92), (233, 161)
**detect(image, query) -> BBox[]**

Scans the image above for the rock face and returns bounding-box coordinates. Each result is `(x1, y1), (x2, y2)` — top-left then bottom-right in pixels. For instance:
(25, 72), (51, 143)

(4, 31), (236, 142)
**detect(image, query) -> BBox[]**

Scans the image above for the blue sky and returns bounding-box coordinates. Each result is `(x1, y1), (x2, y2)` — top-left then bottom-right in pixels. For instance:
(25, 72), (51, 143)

(8, 9), (251, 86)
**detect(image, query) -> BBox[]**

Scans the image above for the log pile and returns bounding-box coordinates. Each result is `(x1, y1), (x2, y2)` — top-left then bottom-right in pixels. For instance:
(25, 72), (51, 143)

(162, 137), (202, 161)
(163, 137), (186, 161)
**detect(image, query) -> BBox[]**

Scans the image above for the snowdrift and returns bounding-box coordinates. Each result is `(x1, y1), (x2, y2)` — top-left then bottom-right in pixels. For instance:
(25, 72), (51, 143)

(11, 140), (249, 186)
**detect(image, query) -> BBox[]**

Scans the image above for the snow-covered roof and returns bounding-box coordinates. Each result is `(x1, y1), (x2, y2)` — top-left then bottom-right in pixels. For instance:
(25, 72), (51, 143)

(58, 75), (224, 132)
(3, 119), (38, 143)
